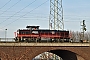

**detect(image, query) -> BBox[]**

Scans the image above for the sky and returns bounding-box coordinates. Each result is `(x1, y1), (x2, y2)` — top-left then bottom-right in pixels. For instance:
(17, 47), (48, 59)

(0, 0), (90, 38)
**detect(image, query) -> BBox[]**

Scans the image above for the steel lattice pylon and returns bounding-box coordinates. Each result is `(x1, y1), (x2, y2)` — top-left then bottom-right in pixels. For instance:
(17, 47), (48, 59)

(49, 0), (64, 30)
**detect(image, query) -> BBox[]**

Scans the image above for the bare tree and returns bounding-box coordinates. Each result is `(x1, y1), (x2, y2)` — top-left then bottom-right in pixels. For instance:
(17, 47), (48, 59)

(70, 31), (90, 42)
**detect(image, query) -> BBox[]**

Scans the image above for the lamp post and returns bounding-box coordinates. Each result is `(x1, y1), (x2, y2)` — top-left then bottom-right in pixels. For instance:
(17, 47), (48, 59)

(5, 29), (7, 42)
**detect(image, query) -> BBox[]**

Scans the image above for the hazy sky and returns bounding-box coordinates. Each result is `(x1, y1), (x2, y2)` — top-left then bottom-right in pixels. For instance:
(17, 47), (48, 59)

(0, 0), (90, 38)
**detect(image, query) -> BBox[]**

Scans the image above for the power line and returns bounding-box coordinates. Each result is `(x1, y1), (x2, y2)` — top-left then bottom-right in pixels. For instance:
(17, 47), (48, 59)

(0, 0), (21, 16)
(0, 14), (90, 22)
(0, 0), (37, 25)
(0, 14), (49, 19)
(0, 0), (12, 9)
(0, 14), (90, 18)
(1, 0), (49, 29)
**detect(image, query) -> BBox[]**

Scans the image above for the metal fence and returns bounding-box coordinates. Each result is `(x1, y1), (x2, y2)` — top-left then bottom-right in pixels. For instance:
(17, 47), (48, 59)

(0, 38), (15, 42)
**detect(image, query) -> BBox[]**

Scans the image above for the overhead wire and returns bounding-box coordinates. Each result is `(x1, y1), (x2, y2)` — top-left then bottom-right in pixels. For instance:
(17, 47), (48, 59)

(0, 0), (12, 9)
(0, 0), (21, 16)
(0, 12), (89, 20)
(1, 0), (89, 28)
(0, 0), (37, 25)
(1, 0), (49, 29)
(0, 14), (89, 22)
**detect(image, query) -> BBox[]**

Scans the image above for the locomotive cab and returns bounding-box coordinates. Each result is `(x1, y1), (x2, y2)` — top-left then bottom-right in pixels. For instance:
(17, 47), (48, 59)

(14, 26), (40, 42)
(26, 26), (39, 30)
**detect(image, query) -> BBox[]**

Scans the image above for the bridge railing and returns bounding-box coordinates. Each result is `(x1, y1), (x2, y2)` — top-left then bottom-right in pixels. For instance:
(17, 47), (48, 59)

(0, 38), (15, 42)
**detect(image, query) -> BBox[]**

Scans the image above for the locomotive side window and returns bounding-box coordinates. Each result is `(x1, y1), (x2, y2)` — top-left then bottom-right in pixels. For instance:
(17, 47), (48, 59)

(22, 32), (25, 34)
(26, 31), (29, 34)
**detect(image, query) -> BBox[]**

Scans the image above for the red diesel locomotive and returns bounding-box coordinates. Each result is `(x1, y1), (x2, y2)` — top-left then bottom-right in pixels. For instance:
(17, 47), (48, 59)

(14, 26), (70, 42)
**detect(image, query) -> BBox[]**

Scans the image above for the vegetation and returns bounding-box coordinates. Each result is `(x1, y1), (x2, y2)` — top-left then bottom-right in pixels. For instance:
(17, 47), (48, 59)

(70, 31), (90, 42)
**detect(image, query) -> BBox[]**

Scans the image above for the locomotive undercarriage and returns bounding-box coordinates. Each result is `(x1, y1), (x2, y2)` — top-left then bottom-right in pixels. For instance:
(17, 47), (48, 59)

(15, 37), (41, 43)
(15, 37), (70, 43)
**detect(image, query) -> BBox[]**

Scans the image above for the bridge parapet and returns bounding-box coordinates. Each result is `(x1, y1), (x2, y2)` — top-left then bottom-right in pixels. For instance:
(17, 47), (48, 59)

(0, 43), (89, 47)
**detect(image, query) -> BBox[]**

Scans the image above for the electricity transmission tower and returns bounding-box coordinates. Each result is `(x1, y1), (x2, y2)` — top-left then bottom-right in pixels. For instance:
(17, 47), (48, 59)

(49, 0), (64, 30)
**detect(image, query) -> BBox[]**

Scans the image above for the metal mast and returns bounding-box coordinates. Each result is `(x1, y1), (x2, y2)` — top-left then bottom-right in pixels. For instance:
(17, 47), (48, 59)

(81, 20), (87, 40)
(49, 0), (64, 30)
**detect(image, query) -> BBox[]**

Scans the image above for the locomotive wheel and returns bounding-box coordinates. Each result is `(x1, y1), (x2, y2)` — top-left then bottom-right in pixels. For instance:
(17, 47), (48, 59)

(60, 39), (64, 43)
